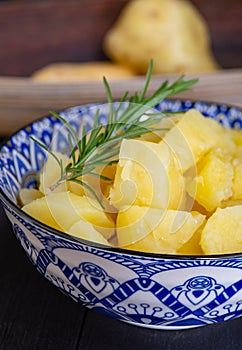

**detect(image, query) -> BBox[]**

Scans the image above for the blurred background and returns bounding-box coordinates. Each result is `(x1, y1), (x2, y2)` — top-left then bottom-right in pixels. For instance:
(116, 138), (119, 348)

(0, 0), (241, 76)
(0, 0), (242, 135)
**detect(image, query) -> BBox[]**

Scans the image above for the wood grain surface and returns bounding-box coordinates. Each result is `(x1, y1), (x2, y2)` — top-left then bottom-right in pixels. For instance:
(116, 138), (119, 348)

(0, 68), (242, 135)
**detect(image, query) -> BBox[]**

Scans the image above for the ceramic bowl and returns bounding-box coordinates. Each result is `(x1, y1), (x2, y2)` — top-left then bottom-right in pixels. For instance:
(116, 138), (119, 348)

(1, 99), (242, 330)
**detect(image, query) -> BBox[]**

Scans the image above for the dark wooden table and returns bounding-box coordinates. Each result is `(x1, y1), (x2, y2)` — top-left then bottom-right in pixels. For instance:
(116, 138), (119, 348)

(1, 202), (242, 349)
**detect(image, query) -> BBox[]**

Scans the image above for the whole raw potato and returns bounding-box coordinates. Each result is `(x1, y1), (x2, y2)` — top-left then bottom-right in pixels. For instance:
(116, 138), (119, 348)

(32, 62), (136, 82)
(103, 0), (219, 74)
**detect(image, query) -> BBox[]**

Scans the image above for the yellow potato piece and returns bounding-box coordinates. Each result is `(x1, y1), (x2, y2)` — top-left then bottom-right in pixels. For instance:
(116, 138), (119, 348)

(232, 161), (242, 200)
(18, 188), (43, 206)
(39, 152), (69, 194)
(215, 130), (236, 156)
(103, 0), (218, 74)
(221, 199), (242, 208)
(22, 195), (63, 231)
(116, 205), (165, 247)
(230, 129), (242, 146)
(68, 219), (110, 246)
(68, 155), (117, 207)
(235, 146), (242, 159)
(162, 109), (225, 173)
(137, 114), (182, 143)
(200, 206), (242, 254)
(68, 180), (85, 197)
(123, 231), (176, 254)
(100, 163), (117, 199)
(22, 192), (115, 240)
(116, 205), (205, 252)
(109, 139), (185, 210)
(32, 62), (135, 82)
(187, 151), (234, 212)
(177, 222), (205, 255)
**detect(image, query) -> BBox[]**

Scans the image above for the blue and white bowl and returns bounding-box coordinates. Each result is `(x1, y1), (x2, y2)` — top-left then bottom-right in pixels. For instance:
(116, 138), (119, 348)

(1, 99), (242, 330)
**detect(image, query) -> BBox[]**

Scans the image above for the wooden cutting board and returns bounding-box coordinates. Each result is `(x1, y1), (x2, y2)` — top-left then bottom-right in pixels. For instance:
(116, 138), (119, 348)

(0, 69), (242, 135)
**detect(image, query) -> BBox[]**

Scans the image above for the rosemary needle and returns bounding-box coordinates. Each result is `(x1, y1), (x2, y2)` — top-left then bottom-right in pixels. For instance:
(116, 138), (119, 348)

(32, 60), (198, 206)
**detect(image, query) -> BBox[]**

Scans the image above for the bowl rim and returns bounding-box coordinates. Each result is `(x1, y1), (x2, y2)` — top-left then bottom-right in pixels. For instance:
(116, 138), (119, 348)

(1, 98), (242, 261)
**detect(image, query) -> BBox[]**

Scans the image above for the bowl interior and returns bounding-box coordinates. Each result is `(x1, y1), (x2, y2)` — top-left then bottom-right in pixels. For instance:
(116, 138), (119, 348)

(0, 98), (242, 215)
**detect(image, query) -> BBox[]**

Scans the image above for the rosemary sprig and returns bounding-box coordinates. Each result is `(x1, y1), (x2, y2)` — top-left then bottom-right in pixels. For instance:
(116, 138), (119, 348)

(31, 61), (198, 206)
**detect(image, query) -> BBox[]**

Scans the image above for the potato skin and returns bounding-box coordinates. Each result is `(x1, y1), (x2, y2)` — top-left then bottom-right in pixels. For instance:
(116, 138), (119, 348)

(32, 61), (136, 82)
(103, 0), (219, 74)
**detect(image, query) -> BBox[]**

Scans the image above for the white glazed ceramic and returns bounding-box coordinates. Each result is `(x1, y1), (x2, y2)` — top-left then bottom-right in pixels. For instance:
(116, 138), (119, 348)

(1, 99), (242, 330)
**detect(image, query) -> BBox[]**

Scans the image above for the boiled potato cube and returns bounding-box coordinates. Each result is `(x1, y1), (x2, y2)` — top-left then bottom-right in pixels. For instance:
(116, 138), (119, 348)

(137, 114), (182, 143)
(232, 160), (242, 200)
(68, 178), (85, 197)
(109, 139), (185, 210)
(230, 129), (242, 146)
(100, 163), (117, 198)
(221, 199), (242, 208)
(39, 152), (69, 194)
(162, 109), (225, 172)
(18, 188), (43, 206)
(177, 223), (205, 255)
(22, 195), (63, 231)
(68, 219), (110, 245)
(187, 150), (234, 212)
(235, 146), (242, 158)
(200, 206), (242, 254)
(116, 205), (164, 247)
(191, 199), (211, 217)
(215, 129), (236, 156)
(68, 162), (117, 209)
(22, 191), (115, 239)
(116, 205), (205, 252)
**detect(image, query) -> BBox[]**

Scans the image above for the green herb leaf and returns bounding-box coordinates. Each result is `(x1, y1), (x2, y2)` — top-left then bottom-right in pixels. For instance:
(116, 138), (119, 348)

(35, 60), (198, 206)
